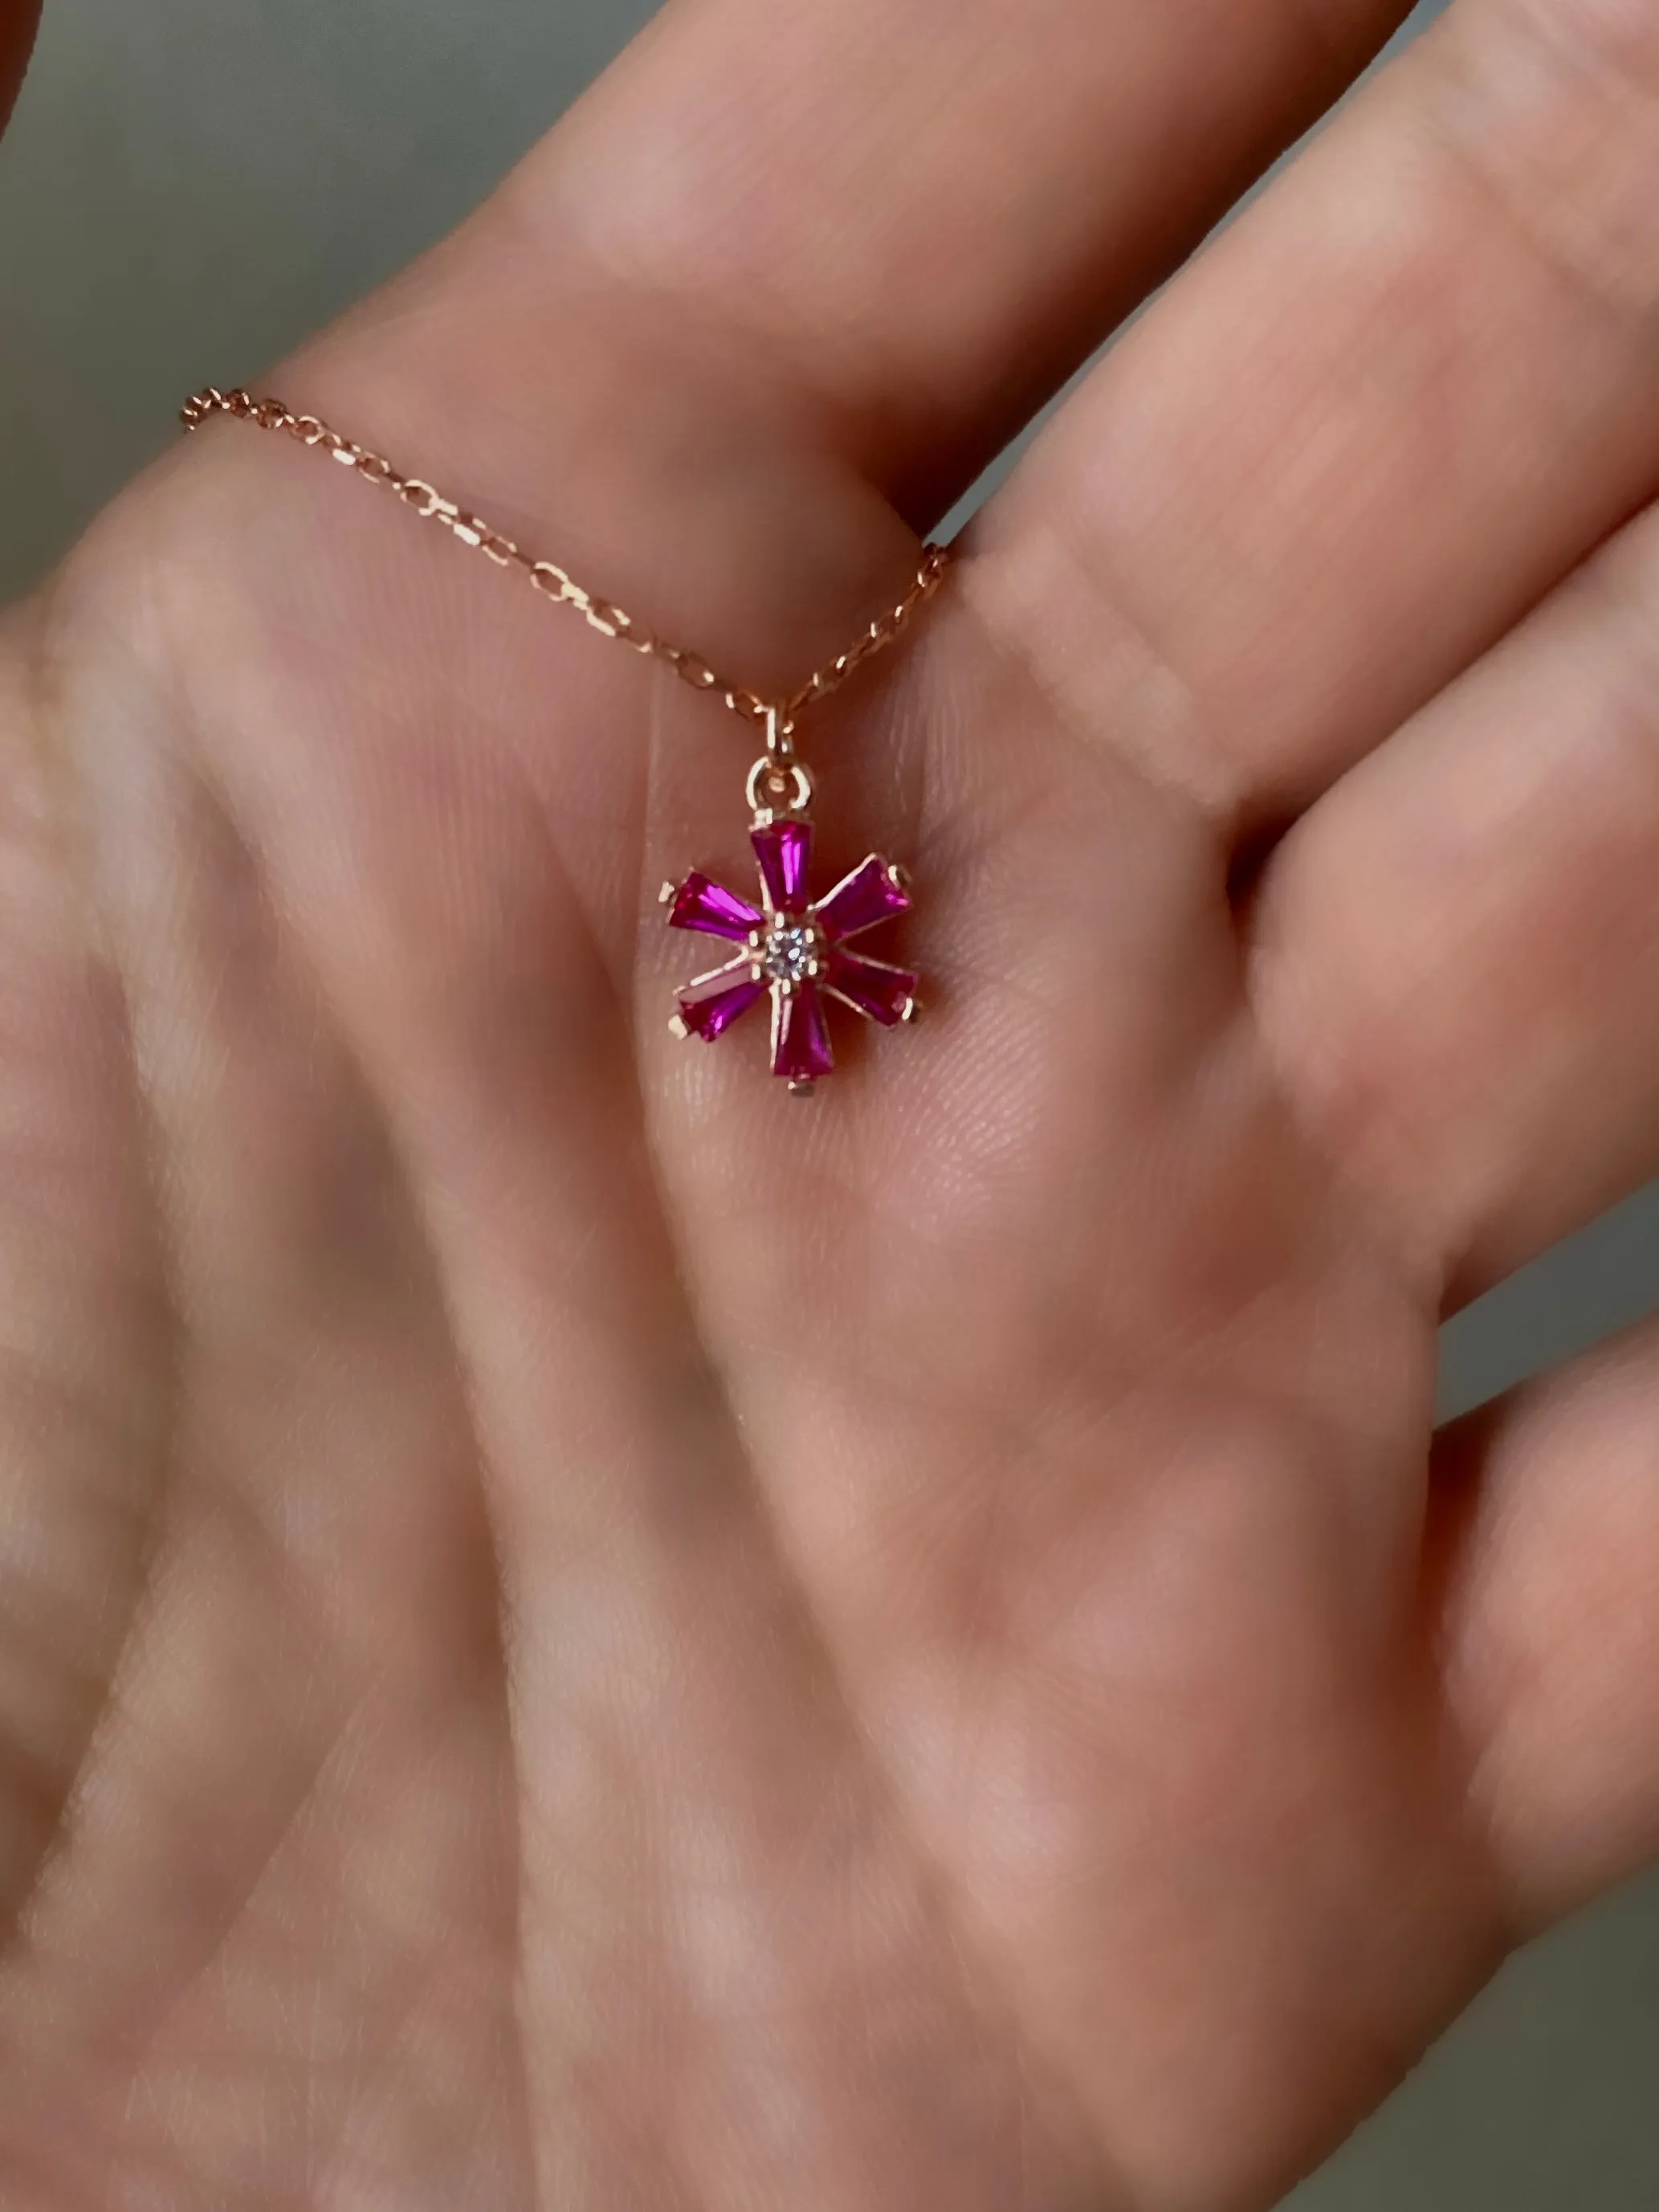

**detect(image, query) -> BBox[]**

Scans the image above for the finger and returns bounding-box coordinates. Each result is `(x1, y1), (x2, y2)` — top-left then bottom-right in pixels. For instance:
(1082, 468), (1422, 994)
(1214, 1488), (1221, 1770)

(508, 0), (1411, 521)
(277, 0), (1413, 661)
(1433, 1310), (1659, 1927)
(0, 676), (536, 2198)
(1250, 488), (1659, 1305)
(0, 614), (167, 1931)
(0, 0), (39, 138)
(970, 0), (1659, 832)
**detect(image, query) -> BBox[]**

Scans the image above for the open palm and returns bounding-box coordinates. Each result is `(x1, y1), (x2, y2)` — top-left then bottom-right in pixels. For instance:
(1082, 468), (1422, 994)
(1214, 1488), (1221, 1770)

(6, 0), (1659, 2203)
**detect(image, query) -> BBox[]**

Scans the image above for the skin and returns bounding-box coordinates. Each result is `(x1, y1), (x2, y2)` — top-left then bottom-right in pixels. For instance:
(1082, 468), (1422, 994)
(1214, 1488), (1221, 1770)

(4, 0), (1659, 2202)
(0, 0), (39, 135)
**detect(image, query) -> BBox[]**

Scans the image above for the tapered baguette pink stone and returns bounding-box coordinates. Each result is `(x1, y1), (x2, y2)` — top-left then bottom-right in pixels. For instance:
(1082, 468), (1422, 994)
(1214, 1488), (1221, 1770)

(773, 983), (835, 1083)
(826, 948), (916, 1025)
(679, 962), (768, 1040)
(814, 856), (911, 941)
(752, 819), (813, 911)
(669, 870), (762, 941)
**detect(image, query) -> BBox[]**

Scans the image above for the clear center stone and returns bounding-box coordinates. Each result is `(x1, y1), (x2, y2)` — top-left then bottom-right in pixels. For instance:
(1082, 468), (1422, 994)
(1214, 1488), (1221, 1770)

(761, 920), (817, 984)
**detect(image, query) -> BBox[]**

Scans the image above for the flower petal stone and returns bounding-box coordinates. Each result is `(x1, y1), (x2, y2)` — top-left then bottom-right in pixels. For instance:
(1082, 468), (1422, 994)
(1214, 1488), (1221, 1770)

(752, 819), (813, 913)
(825, 949), (917, 1026)
(772, 981), (835, 1083)
(668, 870), (762, 941)
(678, 961), (768, 1040)
(813, 855), (911, 942)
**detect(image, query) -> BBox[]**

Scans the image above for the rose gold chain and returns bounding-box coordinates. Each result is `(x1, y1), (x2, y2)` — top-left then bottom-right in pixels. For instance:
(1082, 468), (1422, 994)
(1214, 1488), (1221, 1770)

(181, 386), (951, 734)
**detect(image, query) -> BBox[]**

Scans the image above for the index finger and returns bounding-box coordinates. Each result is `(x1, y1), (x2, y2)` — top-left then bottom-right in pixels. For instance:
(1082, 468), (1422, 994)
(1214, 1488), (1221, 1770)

(537, 0), (1415, 520)
(290, 0), (1412, 571)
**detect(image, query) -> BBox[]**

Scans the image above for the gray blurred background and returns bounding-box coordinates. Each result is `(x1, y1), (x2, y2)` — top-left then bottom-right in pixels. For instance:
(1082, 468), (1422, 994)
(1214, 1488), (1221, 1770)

(4, 2), (1659, 2203)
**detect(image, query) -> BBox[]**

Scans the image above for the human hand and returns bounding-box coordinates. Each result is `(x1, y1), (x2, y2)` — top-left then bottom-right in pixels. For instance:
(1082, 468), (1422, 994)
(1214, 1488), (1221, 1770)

(4, 0), (1659, 2204)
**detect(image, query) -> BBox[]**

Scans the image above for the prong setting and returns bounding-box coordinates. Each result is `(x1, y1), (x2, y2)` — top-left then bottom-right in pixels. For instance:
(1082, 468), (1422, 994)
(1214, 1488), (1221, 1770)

(756, 912), (825, 988)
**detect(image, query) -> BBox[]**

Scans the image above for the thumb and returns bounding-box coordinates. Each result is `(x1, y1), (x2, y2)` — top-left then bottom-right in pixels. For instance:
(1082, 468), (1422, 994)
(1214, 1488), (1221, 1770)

(0, 0), (41, 141)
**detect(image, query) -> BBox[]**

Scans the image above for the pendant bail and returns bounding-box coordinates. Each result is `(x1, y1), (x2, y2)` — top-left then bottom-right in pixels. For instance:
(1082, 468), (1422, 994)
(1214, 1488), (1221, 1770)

(750, 702), (809, 821)
(746, 753), (814, 820)
(764, 703), (795, 762)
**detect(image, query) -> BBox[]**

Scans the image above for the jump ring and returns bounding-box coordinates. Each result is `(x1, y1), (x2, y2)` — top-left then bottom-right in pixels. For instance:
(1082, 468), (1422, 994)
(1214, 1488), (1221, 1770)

(746, 755), (813, 818)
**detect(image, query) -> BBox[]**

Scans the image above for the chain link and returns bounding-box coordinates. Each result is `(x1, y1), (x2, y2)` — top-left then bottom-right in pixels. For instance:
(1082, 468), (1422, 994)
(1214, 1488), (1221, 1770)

(181, 387), (951, 733)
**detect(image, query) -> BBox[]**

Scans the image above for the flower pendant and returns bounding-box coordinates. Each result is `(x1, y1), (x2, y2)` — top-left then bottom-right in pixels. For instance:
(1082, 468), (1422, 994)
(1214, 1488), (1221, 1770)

(662, 810), (917, 1096)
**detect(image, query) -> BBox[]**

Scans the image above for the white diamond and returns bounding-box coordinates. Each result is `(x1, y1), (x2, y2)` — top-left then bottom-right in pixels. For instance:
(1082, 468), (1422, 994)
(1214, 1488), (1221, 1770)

(762, 921), (817, 983)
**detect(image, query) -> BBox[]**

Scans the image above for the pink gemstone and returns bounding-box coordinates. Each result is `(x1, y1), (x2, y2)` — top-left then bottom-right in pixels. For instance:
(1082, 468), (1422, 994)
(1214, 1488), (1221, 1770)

(813, 855), (911, 942)
(825, 948), (916, 1026)
(752, 819), (813, 912)
(772, 982), (835, 1082)
(679, 961), (768, 1040)
(669, 871), (762, 941)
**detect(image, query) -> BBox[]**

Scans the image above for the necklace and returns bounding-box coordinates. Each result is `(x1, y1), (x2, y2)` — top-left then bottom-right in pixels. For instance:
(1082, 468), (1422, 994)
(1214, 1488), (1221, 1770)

(182, 388), (949, 1096)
